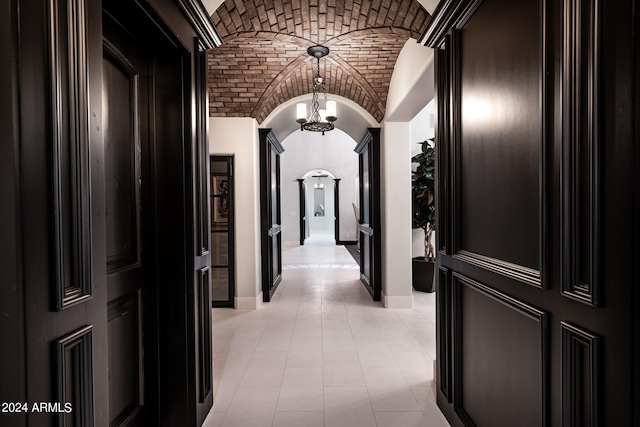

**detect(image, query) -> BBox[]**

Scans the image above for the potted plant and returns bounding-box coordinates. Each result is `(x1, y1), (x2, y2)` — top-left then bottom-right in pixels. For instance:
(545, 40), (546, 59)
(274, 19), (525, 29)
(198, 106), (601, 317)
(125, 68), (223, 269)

(411, 139), (436, 292)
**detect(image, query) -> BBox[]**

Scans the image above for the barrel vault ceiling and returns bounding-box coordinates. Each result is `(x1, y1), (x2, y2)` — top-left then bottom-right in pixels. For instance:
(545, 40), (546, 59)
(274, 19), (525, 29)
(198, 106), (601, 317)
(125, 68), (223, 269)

(207, 0), (431, 123)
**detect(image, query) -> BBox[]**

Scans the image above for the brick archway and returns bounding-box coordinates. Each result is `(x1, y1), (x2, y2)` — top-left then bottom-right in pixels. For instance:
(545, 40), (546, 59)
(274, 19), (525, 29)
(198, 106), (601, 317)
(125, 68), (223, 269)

(207, 0), (430, 122)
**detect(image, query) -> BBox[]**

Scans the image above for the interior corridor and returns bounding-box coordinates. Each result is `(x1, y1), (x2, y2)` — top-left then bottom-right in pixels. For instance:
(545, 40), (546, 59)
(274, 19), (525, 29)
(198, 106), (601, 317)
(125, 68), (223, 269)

(203, 236), (450, 427)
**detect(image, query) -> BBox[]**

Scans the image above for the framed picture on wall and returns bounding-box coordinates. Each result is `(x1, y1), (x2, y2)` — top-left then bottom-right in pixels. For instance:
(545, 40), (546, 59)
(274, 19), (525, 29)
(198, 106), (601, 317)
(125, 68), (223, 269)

(212, 176), (229, 223)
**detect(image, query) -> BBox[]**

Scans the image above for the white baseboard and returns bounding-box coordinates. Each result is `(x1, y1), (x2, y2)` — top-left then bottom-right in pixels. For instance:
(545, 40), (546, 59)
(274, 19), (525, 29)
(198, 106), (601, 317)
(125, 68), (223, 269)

(433, 359), (437, 385)
(234, 293), (263, 310)
(381, 292), (413, 309)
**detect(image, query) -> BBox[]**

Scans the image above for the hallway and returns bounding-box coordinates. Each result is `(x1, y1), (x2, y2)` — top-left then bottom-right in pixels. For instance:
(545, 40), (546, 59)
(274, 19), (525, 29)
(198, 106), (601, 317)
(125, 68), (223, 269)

(203, 236), (450, 427)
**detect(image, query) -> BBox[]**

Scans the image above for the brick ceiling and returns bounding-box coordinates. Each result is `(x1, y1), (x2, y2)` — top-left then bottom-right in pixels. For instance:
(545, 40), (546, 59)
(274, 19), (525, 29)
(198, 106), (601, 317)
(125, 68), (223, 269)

(207, 0), (431, 123)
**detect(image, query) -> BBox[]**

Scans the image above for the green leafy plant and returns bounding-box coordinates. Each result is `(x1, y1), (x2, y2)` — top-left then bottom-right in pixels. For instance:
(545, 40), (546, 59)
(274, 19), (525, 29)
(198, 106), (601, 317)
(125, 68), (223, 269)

(411, 139), (436, 262)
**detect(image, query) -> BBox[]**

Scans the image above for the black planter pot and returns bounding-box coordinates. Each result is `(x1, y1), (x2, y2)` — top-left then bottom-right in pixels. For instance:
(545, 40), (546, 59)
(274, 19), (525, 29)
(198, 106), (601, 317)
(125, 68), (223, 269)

(412, 257), (435, 292)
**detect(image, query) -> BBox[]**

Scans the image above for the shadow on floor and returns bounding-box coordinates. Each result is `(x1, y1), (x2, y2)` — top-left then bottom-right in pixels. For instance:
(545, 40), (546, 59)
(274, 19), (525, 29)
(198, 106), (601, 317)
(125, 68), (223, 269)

(343, 244), (360, 266)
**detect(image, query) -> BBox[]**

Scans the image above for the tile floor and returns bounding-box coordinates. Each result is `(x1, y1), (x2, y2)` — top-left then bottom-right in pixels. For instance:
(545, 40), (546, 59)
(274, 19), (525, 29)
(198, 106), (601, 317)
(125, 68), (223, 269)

(202, 235), (450, 427)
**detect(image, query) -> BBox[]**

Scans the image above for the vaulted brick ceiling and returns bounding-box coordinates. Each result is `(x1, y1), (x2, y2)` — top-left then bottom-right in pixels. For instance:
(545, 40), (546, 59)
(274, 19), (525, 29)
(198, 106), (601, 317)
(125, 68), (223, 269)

(208, 0), (430, 123)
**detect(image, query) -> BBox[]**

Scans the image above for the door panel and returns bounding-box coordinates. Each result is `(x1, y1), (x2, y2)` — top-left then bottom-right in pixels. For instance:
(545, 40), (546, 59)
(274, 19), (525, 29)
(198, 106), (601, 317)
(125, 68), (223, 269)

(354, 128), (381, 301)
(423, 0), (637, 426)
(455, 273), (547, 427)
(259, 129), (284, 302)
(196, 266), (212, 404)
(103, 18), (148, 426)
(54, 325), (94, 426)
(107, 293), (142, 425)
(104, 54), (140, 273)
(458, 0), (541, 270)
(19, 0), (105, 424)
(560, 0), (602, 307)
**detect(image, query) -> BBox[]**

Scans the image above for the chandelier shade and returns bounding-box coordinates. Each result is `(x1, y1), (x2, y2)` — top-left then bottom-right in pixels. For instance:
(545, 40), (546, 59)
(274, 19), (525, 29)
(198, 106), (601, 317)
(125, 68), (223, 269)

(295, 45), (337, 135)
(296, 103), (307, 123)
(325, 101), (337, 122)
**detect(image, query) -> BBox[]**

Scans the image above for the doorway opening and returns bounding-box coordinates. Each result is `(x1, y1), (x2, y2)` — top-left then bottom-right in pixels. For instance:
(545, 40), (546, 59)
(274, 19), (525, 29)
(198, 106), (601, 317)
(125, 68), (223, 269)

(300, 169), (337, 242)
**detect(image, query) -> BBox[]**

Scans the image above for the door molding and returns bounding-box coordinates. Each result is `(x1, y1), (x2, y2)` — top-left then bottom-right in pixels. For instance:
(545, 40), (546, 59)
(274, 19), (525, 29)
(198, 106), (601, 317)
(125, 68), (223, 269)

(48, 0), (93, 311)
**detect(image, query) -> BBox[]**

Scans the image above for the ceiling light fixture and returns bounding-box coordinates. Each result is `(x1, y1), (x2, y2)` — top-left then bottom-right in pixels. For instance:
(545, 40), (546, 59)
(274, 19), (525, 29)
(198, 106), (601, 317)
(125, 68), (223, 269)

(296, 45), (337, 135)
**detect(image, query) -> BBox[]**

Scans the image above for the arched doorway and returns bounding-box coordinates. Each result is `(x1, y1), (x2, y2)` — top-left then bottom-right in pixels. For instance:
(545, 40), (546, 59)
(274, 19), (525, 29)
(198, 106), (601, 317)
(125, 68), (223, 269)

(299, 169), (337, 243)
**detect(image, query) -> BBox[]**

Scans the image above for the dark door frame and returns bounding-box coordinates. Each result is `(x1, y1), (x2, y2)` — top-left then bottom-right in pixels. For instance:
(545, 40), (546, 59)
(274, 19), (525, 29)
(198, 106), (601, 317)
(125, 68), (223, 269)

(102, 4), (187, 424)
(210, 155), (235, 308)
(103, 1), (217, 425)
(297, 178), (306, 245)
(297, 173), (349, 245)
(333, 178), (341, 244)
(259, 128), (284, 302)
(332, 178), (357, 246)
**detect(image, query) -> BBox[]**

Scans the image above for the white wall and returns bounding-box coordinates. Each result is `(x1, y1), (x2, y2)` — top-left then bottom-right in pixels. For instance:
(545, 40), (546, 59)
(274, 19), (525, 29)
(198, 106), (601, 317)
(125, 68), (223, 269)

(385, 39), (434, 122)
(380, 122), (413, 308)
(209, 117), (262, 309)
(379, 39), (434, 308)
(280, 128), (359, 244)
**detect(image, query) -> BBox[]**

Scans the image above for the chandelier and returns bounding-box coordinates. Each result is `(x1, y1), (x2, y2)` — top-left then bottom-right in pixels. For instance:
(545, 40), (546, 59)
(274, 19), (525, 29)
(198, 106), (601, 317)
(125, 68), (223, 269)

(296, 45), (337, 135)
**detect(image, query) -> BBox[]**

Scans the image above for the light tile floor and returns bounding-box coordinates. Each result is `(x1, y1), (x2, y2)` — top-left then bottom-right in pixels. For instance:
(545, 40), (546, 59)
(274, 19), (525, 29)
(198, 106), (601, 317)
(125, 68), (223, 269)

(202, 235), (450, 427)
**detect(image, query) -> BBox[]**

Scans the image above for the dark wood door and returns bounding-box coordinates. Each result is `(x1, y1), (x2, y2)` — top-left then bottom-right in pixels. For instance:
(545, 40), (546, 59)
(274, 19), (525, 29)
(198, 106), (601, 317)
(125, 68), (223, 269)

(2, 0), (218, 426)
(103, 15), (154, 426)
(259, 129), (284, 302)
(422, 0), (638, 425)
(297, 179), (306, 245)
(102, 4), (215, 425)
(192, 39), (214, 426)
(354, 128), (381, 301)
(103, 3), (216, 425)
